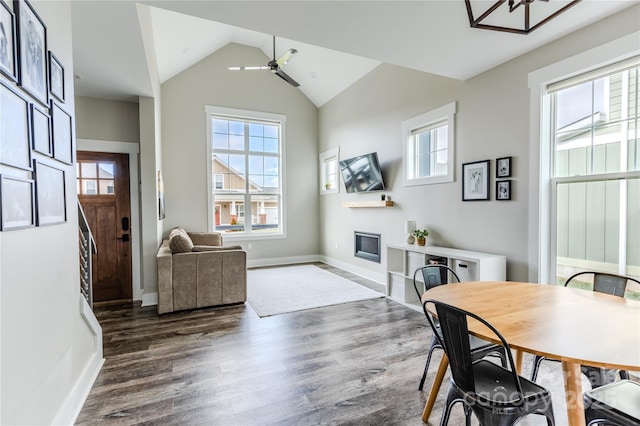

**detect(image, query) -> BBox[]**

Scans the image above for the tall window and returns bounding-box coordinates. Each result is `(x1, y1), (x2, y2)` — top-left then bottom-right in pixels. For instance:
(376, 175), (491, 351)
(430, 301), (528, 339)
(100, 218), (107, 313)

(403, 102), (456, 186)
(548, 60), (639, 293)
(319, 147), (339, 194)
(206, 106), (285, 237)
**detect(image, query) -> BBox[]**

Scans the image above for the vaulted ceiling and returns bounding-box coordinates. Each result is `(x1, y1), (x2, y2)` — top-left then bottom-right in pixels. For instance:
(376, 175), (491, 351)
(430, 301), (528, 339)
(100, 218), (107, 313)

(70, 1), (637, 107)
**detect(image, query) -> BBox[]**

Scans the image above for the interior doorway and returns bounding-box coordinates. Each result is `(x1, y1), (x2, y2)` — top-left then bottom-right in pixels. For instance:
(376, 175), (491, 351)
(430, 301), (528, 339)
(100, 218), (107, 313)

(77, 151), (132, 303)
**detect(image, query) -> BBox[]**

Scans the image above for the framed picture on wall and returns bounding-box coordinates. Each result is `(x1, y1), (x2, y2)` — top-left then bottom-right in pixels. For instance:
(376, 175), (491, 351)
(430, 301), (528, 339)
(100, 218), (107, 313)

(51, 101), (73, 164)
(34, 159), (66, 225)
(0, 0), (18, 81)
(15, 0), (48, 106)
(48, 51), (64, 102)
(0, 80), (32, 170)
(31, 103), (51, 156)
(496, 156), (512, 178)
(462, 159), (490, 201)
(0, 174), (35, 231)
(496, 180), (512, 201)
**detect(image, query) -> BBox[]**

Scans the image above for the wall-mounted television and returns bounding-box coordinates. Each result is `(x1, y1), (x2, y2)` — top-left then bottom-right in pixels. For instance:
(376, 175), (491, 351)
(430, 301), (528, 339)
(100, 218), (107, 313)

(339, 152), (385, 193)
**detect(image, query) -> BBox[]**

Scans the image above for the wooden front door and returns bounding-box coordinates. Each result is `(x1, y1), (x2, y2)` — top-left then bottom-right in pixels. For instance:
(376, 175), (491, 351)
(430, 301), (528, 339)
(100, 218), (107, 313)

(77, 152), (132, 303)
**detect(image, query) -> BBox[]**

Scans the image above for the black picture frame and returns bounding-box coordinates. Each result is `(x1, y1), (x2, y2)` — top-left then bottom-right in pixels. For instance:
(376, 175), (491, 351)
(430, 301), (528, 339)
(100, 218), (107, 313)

(0, 174), (35, 230)
(48, 50), (63, 102)
(15, 0), (47, 106)
(0, 79), (32, 170)
(462, 159), (490, 201)
(0, 0), (18, 81)
(496, 156), (512, 178)
(496, 180), (512, 201)
(34, 159), (66, 225)
(51, 100), (73, 164)
(31, 102), (51, 156)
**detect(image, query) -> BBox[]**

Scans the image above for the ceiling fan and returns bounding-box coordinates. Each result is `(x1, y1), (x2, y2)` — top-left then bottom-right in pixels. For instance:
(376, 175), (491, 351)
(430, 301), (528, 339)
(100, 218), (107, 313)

(228, 36), (300, 87)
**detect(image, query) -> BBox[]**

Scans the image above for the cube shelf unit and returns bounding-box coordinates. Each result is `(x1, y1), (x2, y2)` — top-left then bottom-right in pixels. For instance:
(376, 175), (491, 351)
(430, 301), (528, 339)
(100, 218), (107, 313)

(386, 243), (506, 312)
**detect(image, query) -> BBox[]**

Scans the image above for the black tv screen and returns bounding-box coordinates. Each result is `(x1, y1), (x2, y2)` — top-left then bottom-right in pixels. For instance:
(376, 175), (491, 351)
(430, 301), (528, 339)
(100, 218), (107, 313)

(339, 152), (385, 193)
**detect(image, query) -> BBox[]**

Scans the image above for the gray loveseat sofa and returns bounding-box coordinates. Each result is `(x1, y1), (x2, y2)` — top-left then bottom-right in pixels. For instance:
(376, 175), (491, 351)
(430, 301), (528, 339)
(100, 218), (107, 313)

(156, 227), (246, 314)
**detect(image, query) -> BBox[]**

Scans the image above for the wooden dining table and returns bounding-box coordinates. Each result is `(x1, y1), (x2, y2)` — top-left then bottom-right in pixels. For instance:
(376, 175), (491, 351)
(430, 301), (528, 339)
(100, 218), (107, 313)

(420, 281), (640, 426)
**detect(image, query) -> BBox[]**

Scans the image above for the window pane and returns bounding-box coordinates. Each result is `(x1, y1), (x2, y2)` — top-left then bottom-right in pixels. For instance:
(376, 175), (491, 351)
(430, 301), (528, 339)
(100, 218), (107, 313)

(212, 133), (228, 150)
(264, 157), (278, 176)
(264, 125), (278, 139)
(82, 180), (97, 195)
(213, 194), (245, 232)
(212, 119), (228, 134)
(99, 180), (115, 194)
(81, 162), (97, 178)
(228, 155), (245, 174)
(98, 163), (114, 178)
(249, 123), (263, 137)
(229, 134), (244, 150)
(249, 174), (264, 189)
(264, 138), (278, 153)
(250, 194), (280, 234)
(435, 125), (448, 150)
(249, 136), (263, 152)
(249, 155), (264, 175)
(556, 178), (640, 298)
(229, 120), (244, 135)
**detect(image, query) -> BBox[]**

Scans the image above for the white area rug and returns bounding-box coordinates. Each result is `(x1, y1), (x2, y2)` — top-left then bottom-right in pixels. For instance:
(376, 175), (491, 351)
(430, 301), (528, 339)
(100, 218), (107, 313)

(247, 265), (384, 317)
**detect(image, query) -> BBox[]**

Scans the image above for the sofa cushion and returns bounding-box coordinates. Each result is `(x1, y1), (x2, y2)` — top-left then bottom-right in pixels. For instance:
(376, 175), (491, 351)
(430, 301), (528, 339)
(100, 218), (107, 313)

(169, 227), (194, 254)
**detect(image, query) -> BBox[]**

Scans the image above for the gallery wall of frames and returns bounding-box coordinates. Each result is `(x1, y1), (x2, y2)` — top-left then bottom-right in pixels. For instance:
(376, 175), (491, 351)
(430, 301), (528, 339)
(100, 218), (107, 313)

(0, 0), (73, 231)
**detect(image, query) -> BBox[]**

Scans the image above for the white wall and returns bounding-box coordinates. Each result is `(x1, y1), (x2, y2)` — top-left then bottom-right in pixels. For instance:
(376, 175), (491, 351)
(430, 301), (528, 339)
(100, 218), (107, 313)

(161, 43), (319, 266)
(0, 1), (101, 424)
(318, 5), (640, 283)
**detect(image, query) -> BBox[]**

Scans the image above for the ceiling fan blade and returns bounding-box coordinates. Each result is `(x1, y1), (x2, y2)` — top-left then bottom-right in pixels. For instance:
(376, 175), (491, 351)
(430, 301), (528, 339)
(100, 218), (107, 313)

(228, 66), (270, 71)
(276, 49), (297, 68)
(275, 69), (300, 87)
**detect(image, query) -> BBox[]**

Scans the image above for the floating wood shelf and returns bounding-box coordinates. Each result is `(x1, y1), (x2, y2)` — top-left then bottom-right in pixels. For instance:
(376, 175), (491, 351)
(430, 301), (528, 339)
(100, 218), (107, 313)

(343, 201), (394, 208)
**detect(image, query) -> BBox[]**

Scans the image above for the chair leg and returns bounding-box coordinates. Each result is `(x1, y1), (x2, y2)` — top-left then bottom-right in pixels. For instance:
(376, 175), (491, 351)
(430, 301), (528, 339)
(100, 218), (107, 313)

(619, 369), (629, 380)
(419, 337), (441, 390)
(530, 355), (545, 382)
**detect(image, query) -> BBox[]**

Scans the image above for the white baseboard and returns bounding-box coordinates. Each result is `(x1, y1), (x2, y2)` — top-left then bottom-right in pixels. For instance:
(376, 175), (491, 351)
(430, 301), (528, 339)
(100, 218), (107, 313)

(53, 297), (105, 425)
(319, 255), (386, 286)
(142, 292), (158, 307)
(247, 254), (322, 268)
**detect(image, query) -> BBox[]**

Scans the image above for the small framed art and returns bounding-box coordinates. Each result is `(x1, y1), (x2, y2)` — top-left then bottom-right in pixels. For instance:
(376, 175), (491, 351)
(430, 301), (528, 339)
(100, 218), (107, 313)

(48, 51), (64, 102)
(34, 159), (66, 225)
(462, 159), (490, 201)
(15, 0), (48, 105)
(0, 80), (32, 170)
(0, 174), (35, 231)
(496, 156), (512, 178)
(51, 101), (73, 164)
(0, 0), (18, 81)
(31, 103), (51, 156)
(496, 180), (512, 201)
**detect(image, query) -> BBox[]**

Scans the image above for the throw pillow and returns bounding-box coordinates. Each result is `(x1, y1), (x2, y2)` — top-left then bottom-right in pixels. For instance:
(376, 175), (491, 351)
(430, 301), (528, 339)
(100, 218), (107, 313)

(168, 227), (194, 254)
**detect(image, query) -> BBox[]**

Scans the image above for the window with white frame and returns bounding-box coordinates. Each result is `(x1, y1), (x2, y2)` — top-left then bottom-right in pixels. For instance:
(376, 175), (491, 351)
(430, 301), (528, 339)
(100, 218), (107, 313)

(403, 102), (456, 186)
(546, 58), (639, 291)
(206, 106), (285, 237)
(319, 147), (339, 194)
(213, 174), (224, 190)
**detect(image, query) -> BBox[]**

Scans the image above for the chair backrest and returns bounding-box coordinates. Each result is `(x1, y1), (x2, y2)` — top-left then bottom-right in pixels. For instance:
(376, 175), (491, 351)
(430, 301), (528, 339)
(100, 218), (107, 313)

(423, 299), (524, 402)
(412, 264), (461, 302)
(565, 271), (640, 298)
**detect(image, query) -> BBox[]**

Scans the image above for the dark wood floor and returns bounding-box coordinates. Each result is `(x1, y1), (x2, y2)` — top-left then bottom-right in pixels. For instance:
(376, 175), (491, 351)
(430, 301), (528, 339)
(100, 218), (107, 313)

(76, 263), (586, 425)
(77, 264), (453, 425)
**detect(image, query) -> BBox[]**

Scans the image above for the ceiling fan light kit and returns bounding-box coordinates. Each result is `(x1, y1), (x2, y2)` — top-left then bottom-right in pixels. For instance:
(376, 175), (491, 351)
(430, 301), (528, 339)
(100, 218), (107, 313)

(228, 35), (300, 87)
(465, 0), (582, 35)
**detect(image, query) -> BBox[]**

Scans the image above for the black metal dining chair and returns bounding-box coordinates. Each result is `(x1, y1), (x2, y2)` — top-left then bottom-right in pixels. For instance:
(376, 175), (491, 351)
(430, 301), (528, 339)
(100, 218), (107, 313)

(530, 271), (640, 388)
(413, 264), (506, 391)
(424, 299), (556, 426)
(583, 379), (640, 426)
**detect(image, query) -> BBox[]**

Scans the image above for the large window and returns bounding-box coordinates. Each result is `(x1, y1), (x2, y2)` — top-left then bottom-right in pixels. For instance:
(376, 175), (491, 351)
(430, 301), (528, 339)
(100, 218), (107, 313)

(319, 147), (339, 194)
(206, 106), (285, 238)
(548, 60), (639, 295)
(403, 102), (456, 186)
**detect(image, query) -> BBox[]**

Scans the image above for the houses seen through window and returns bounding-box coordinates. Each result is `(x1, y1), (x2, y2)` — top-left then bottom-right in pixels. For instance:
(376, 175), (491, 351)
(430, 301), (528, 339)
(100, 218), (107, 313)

(207, 106), (284, 237)
(76, 161), (115, 195)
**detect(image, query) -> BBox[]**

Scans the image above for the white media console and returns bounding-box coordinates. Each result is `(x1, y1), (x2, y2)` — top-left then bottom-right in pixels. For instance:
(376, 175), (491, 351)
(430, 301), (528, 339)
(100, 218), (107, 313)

(386, 243), (506, 311)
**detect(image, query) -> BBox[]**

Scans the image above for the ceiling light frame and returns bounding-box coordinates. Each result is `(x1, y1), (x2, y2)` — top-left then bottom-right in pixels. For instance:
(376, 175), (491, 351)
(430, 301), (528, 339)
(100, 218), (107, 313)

(465, 0), (582, 35)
